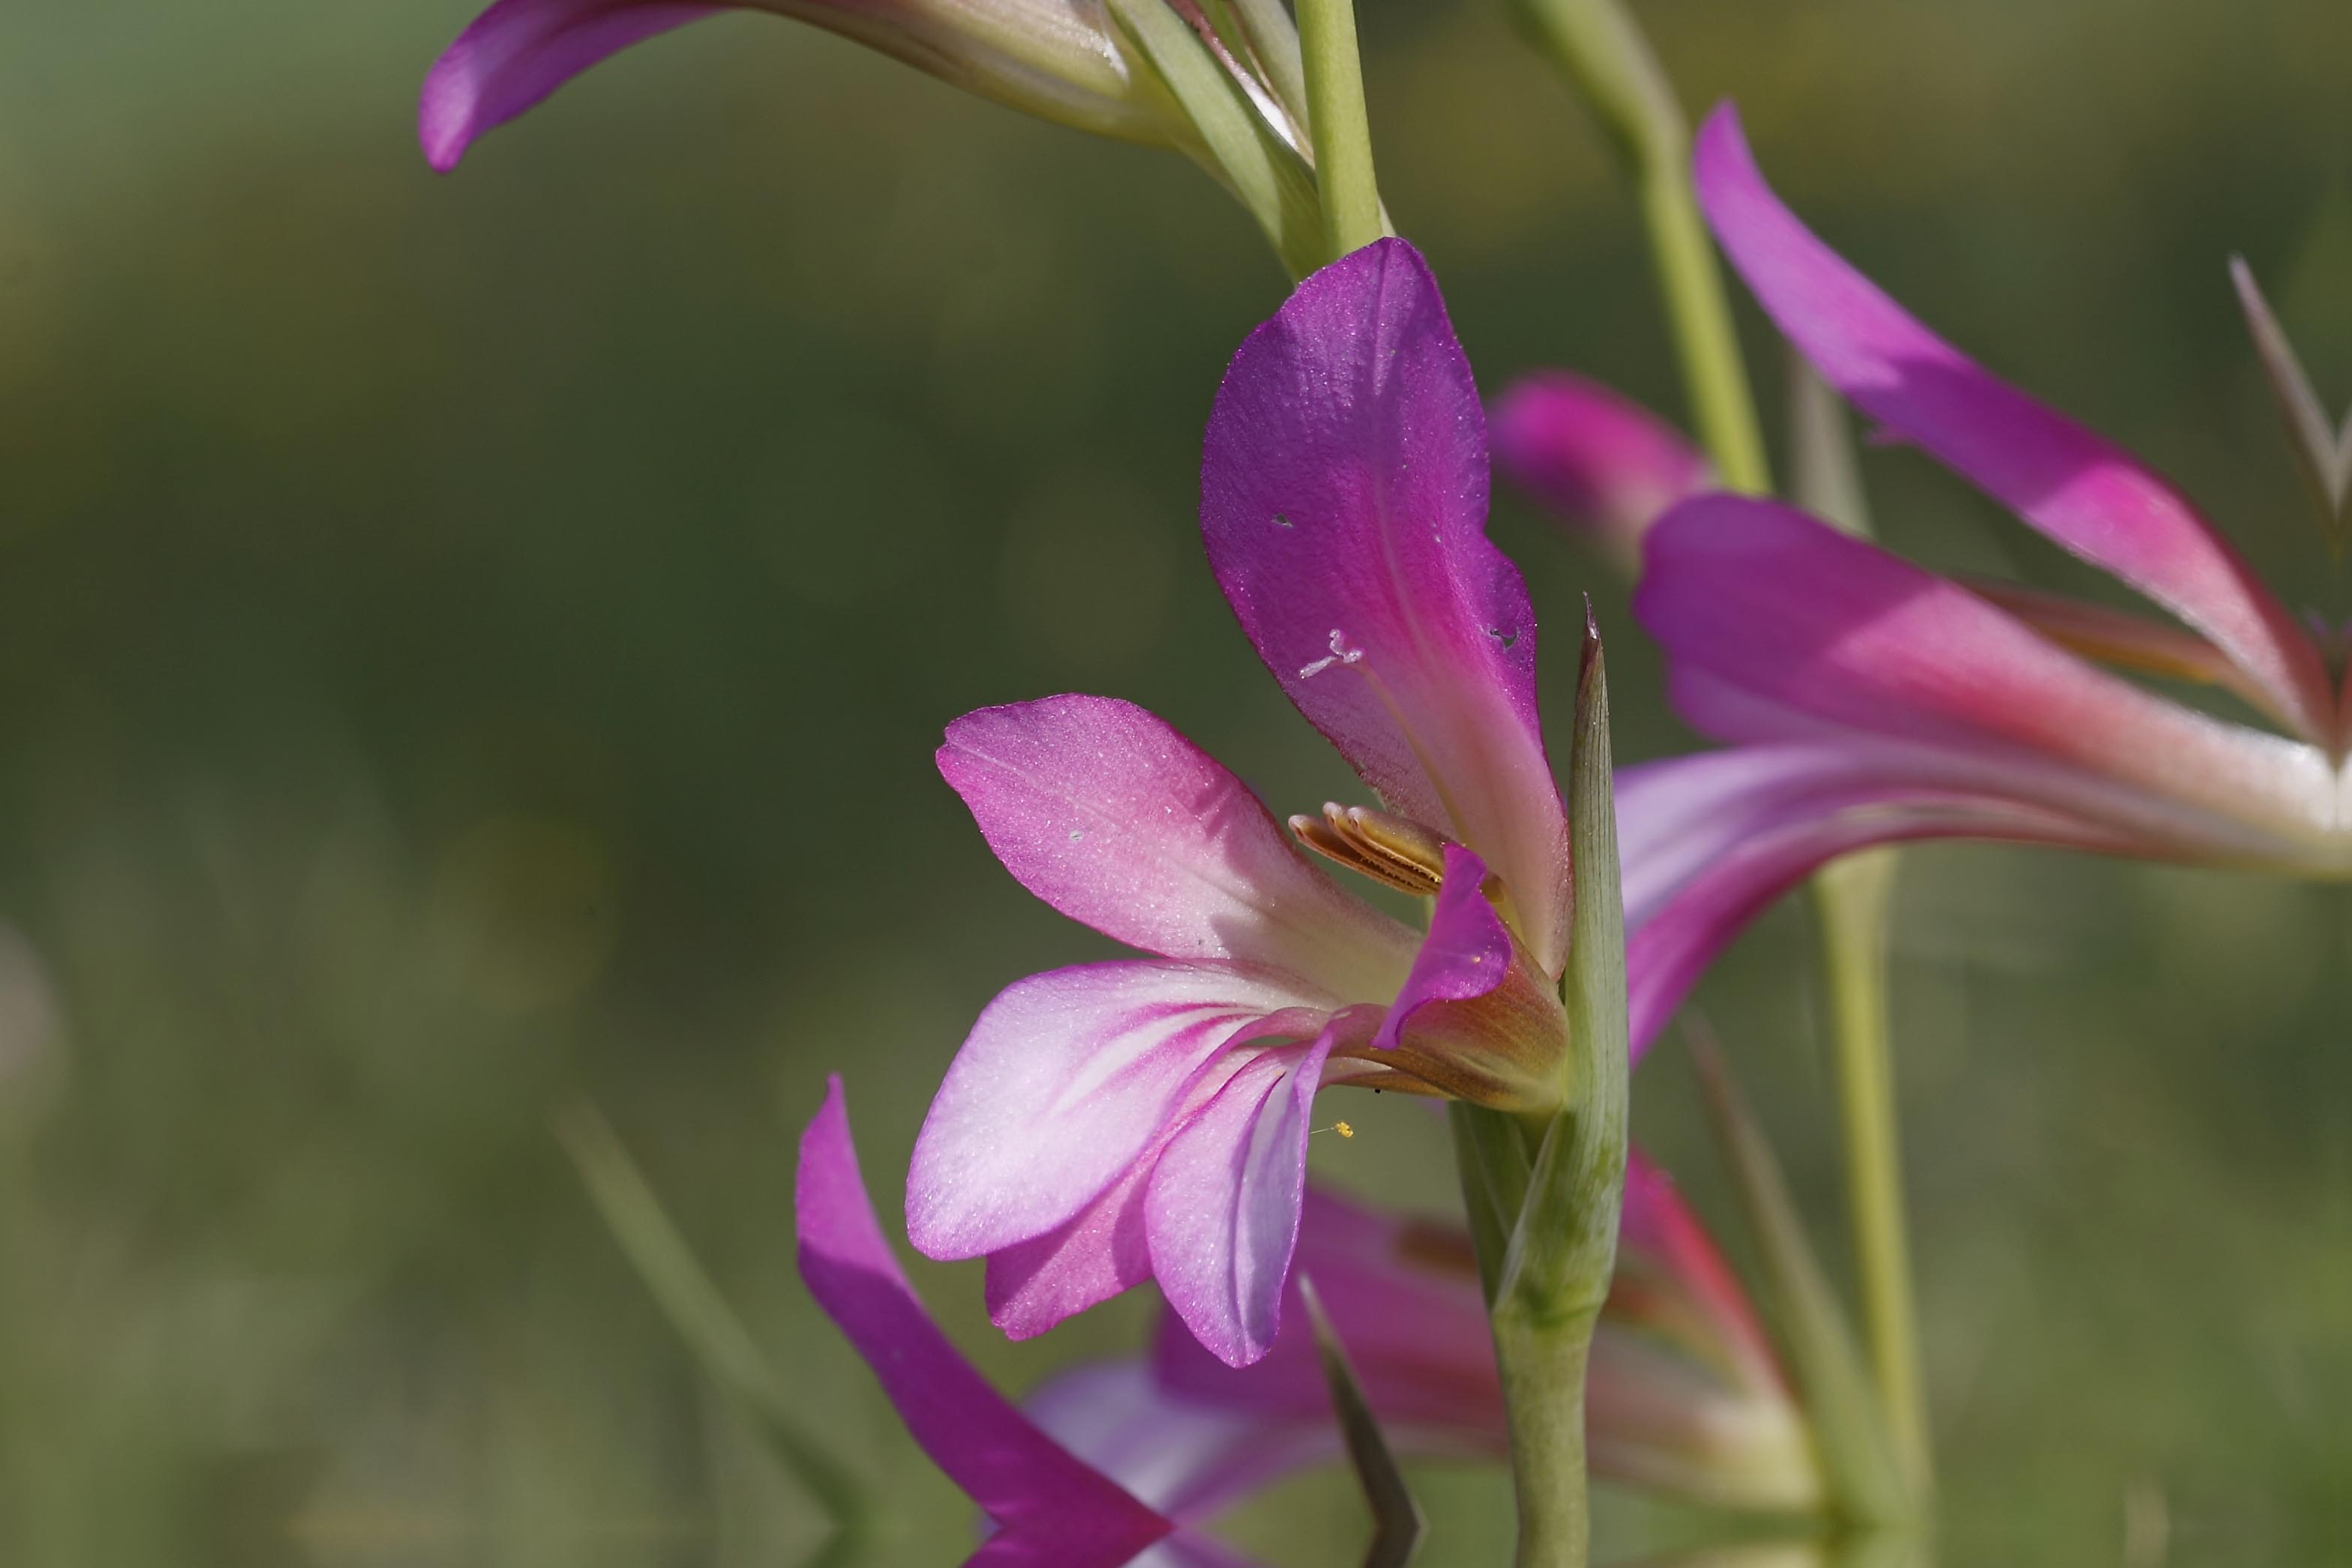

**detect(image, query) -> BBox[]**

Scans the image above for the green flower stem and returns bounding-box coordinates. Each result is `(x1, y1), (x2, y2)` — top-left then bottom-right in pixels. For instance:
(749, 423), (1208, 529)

(1454, 628), (1628, 1568)
(1791, 356), (1933, 1499)
(1511, 0), (1769, 494)
(1296, 0), (1384, 259)
(1812, 854), (1932, 1495)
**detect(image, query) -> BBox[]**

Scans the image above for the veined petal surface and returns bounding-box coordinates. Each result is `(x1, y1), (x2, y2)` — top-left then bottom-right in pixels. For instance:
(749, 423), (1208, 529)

(1145, 1018), (1358, 1367)
(940, 696), (1418, 997)
(907, 962), (1336, 1262)
(1693, 105), (2335, 742)
(1203, 238), (1572, 973)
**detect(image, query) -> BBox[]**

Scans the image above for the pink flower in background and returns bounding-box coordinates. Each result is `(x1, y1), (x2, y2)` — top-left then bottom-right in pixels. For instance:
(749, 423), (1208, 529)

(418, 0), (1171, 173)
(1490, 372), (1711, 575)
(802, 1080), (1821, 1564)
(1612, 106), (2351, 1048)
(904, 239), (1579, 1369)
(1072, 1161), (1822, 1518)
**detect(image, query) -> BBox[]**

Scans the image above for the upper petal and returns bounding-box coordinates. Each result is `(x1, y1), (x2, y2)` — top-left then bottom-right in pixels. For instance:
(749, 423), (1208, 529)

(1636, 497), (2342, 852)
(1203, 238), (1572, 973)
(1693, 105), (2335, 743)
(907, 960), (1337, 1262)
(420, 0), (723, 173)
(940, 696), (1418, 998)
(794, 1078), (1175, 1561)
(1490, 371), (1711, 575)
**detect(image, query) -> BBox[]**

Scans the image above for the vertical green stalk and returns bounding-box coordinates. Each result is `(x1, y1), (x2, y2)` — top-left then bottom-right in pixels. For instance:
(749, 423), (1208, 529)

(1511, 0), (1769, 494)
(1790, 355), (1932, 1498)
(1296, 0), (1383, 258)
(1454, 624), (1628, 1568)
(1811, 855), (1929, 1492)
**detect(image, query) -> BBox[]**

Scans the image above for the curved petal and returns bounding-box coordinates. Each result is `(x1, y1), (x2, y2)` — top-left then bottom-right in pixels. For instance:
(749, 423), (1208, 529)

(423, 0), (1164, 174)
(1490, 371), (1711, 575)
(1693, 105), (2335, 742)
(940, 696), (1418, 997)
(907, 962), (1336, 1262)
(1618, 751), (2132, 1053)
(1146, 1017), (1363, 1367)
(794, 1078), (1176, 1563)
(1352, 844), (1570, 1113)
(1370, 844), (1512, 1050)
(1203, 238), (1572, 973)
(1636, 497), (2341, 850)
(420, 0), (723, 173)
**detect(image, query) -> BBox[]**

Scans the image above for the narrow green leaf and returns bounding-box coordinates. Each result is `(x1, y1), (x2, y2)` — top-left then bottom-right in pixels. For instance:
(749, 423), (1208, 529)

(553, 1098), (868, 1532)
(2231, 254), (2351, 548)
(1300, 1276), (1427, 1567)
(1685, 1034), (1911, 1528)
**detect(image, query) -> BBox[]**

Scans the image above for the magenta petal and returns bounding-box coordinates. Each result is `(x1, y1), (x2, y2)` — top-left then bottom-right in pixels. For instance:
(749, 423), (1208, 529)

(420, 0), (725, 172)
(1371, 844), (1511, 1053)
(793, 1078), (1175, 1563)
(907, 962), (1335, 1263)
(940, 696), (1417, 995)
(1203, 238), (1572, 974)
(1635, 497), (2340, 847)
(1145, 1021), (1357, 1368)
(1693, 106), (2334, 741)
(1027, 1362), (1328, 1537)
(1490, 371), (1711, 574)
(1616, 750), (2123, 1053)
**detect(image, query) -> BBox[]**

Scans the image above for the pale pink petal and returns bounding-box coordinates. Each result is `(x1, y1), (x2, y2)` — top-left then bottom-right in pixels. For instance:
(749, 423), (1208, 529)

(420, 0), (723, 173)
(1491, 371), (1711, 574)
(1693, 105), (2335, 742)
(1145, 1020), (1359, 1367)
(940, 696), (1418, 997)
(907, 962), (1335, 1262)
(794, 1078), (1175, 1562)
(1203, 238), (1572, 973)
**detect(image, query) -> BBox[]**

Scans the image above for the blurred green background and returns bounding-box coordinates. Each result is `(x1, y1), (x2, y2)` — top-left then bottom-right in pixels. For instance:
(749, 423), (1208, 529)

(1, 0), (2347, 1563)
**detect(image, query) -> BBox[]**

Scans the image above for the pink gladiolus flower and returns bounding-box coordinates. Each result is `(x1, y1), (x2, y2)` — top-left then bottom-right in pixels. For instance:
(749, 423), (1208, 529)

(418, 0), (1176, 174)
(802, 1080), (1822, 1553)
(1051, 1163), (1825, 1518)
(904, 239), (1579, 1369)
(1615, 106), (2352, 1050)
(1490, 371), (1711, 574)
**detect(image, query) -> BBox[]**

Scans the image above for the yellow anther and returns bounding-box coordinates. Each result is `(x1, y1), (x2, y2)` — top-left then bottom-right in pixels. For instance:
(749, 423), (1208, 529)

(1312, 1120), (1355, 1139)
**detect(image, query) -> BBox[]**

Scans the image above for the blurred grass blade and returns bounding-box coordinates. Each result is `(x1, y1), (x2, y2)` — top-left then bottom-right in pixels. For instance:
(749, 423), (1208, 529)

(554, 1098), (868, 1532)
(2230, 254), (2351, 548)
(1300, 1276), (1426, 1567)
(1685, 1032), (1910, 1528)
(1786, 352), (1874, 541)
